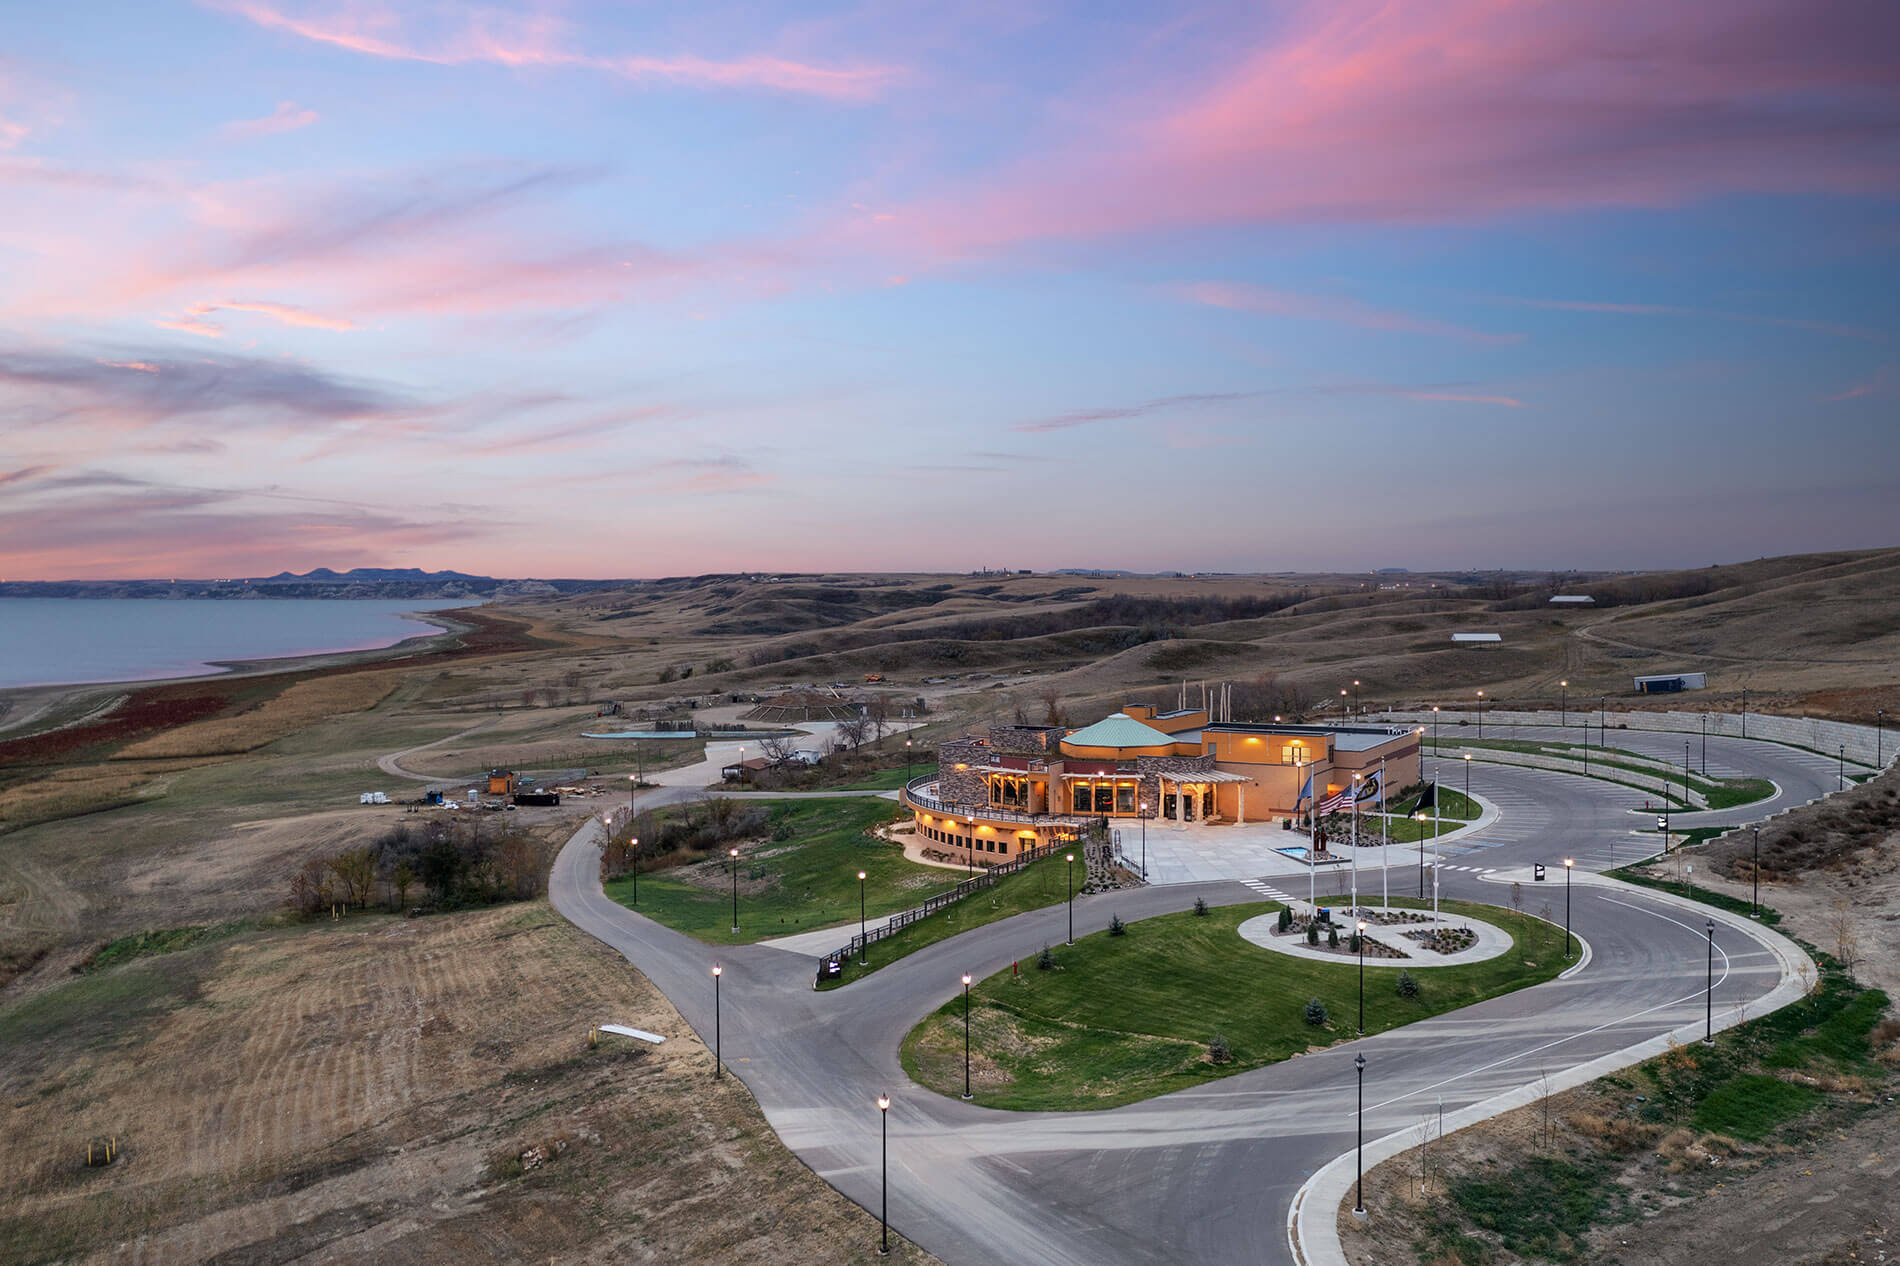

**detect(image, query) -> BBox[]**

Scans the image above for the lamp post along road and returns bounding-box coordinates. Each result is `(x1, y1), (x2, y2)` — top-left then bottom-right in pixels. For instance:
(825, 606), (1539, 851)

(1563, 857), (1574, 959)
(1350, 773), (1361, 918)
(1065, 853), (1076, 946)
(905, 738), (912, 787)
(711, 963), (723, 1078)
(1705, 919), (1716, 1044)
(858, 871), (868, 966)
(1560, 680), (1567, 727)
(728, 847), (741, 934)
(629, 835), (639, 906)
(961, 973), (974, 1100)
(1354, 1053), (1368, 1216)
(1752, 828), (1761, 918)
(1476, 689), (1485, 738)
(1140, 800), (1149, 881)
(1356, 918), (1368, 1035)
(876, 1094), (891, 1256)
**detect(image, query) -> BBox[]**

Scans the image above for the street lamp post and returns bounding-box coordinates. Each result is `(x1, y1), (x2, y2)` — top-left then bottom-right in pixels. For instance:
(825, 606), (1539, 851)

(905, 737), (913, 787)
(729, 847), (741, 934)
(629, 835), (640, 906)
(1704, 919), (1716, 1045)
(1701, 713), (1708, 776)
(1600, 695), (1607, 749)
(711, 963), (723, 1078)
(1432, 706), (1440, 755)
(1353, 679), (1361, 714)
(1354, 1053), (1368, 1216)
(960, 973), (974, 1100)
(858, 871), (869, 966)
(1356, 918), (1368, 1035)
(1562, 858), (1574, 959)
(1462, 753), (1471, 806)
(1741, 686), (1748, 739)
(1476, 689), (1485, 738)
(1560, 680), (1568, 727)
(1751, 828), (1760, 918)
(876, 1094), (891, 1255)
(1065, 853), (1076, 946)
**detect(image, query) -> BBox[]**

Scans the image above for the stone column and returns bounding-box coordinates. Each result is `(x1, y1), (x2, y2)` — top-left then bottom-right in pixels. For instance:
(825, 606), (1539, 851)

(1237, 782), (1246, 825)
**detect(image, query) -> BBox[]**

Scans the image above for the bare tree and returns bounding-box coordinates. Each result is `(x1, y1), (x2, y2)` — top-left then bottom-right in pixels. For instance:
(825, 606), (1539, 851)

(1830, 896), (1859, 975)
(1510, 881), (1524, 915)
(837, 713), (871, 752)
(1040, 688), (1065, 727)
(867, 696), (892, 745)
(758, 734), (797, 765)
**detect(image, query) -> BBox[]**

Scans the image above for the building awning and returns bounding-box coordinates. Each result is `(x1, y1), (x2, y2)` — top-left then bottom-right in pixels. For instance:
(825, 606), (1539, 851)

(1153, 769), (1252, 783)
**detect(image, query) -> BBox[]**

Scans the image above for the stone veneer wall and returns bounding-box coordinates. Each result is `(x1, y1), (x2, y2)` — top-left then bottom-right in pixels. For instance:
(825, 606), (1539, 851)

(935, 738), (990, 804)
(988, 725), (1060, 754)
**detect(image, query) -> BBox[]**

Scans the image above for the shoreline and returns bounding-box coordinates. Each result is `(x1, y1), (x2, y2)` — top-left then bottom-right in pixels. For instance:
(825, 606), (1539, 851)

(0, 604), (495, 740)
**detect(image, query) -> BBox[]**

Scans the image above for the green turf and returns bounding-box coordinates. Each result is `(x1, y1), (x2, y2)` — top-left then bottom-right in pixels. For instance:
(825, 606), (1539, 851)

(1449, 1154), (1622, 1263)
(1692, 1073), (1820, 1141)
(602, 798), (941, 945)
(901, 897), (1569, 1110)
(831, 763), (938, 791)
(818, 851), (1075, 989)
(78, 920), (260, 973)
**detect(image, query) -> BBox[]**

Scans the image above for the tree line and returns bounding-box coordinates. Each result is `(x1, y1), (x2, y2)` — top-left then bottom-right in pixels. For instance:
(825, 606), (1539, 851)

(289, 818), (549, 916)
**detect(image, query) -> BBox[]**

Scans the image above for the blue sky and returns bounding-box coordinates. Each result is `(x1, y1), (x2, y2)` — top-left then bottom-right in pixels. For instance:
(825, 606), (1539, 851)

(2, 0), (1896, 578)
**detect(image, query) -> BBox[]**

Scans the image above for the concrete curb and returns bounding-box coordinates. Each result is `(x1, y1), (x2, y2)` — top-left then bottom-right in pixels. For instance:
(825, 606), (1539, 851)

(1287, 873), (1816, 1266)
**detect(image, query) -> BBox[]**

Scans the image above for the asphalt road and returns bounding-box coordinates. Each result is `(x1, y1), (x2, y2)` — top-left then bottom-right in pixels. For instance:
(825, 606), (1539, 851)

(550, 749), (1808, 1265)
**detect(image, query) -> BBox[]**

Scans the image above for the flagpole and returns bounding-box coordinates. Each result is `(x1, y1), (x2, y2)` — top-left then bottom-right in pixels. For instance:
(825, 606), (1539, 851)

(1380, 756), (1388, 911)
(1432, 772), (1441, 931)
(1350, 776), (1359, 919)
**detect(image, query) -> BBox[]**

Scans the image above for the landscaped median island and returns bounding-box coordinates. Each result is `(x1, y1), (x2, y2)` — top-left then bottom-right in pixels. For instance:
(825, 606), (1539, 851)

(602, 798), (934, 945)
(1441, 737), (1776, 809)
(900, 897), (1569, 1112)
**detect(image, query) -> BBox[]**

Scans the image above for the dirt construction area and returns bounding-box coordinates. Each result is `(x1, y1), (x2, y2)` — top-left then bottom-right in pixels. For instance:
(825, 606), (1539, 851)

(0, 901), (935, 1265)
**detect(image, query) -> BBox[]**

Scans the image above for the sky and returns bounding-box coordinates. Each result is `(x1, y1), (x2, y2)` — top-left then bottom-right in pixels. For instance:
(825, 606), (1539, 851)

(2, 0), (1898, 580)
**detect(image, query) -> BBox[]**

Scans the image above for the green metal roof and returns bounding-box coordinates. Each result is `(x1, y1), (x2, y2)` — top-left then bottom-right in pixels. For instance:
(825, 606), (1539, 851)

(1062, 713), (1179, 750)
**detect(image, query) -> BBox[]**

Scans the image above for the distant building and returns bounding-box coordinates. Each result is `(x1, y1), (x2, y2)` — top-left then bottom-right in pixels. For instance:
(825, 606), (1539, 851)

(487, 769), (517, 795)
(1549, 595), (1595, 605)
(1634, 672), (1707, 694)
(1451, 632), (1502, 644)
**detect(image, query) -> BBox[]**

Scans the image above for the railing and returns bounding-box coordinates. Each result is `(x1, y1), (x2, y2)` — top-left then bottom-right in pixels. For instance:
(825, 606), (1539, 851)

(901, 777), (1085, 828)
(818, 835), (1078, 972)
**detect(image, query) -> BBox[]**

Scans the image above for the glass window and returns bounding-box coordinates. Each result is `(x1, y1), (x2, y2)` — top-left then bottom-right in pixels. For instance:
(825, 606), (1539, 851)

(1116, 784), (1136, 814)
(1072, 783), (1090, 813)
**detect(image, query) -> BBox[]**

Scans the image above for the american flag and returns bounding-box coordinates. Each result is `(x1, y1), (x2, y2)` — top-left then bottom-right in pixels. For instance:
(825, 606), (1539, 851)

(1314, 787), (1354, 815)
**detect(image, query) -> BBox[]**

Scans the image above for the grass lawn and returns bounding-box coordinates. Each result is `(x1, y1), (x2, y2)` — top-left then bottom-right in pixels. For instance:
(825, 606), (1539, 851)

(818, 852), (1073, 989)
(602, 798), (943, 946)
(832, 763), (938, 791)
(901, 897), (1570, 1110)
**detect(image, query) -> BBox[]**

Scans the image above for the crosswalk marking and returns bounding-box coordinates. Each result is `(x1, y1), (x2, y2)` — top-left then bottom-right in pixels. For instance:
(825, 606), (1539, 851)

(1240, 877), (1297, 902)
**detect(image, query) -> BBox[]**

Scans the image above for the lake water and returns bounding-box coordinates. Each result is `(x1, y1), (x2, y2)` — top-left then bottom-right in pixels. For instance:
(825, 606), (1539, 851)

(0, 598), (481, 689)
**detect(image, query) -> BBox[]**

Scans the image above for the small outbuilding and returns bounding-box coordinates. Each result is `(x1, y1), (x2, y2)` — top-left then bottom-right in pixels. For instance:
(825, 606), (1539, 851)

(1634, 672), (1707, 693)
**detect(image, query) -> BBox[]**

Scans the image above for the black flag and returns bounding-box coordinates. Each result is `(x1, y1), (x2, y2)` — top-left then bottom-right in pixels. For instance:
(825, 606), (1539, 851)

(1412, 781), (1437, 812)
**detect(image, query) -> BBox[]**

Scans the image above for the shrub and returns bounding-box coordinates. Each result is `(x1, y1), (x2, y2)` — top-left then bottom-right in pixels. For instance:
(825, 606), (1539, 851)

(1307, 924), (1320, 946)
(1305, 997), (1329, 1027)
(1208, 1031), (1233, 1064)
(1193, 896), (1210, 917)
(1108, 914), (1126, 937)
(1037, 944), (1056, 971)
(1327, 926), (1340, 949)
(1277, 907), (1292, 933)
(1349, 932), (1362, 953)
(1397, 970), (1420, 998)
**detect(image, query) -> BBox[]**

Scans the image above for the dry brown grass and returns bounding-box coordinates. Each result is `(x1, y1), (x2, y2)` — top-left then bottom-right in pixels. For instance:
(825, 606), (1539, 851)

(0, 764), (174, 835)
(0, 902), (937, 1265)
(111, 671), (401, 760)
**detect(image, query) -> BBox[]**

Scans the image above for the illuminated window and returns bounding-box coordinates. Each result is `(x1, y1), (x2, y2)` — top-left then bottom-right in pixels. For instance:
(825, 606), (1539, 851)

(1284, 741), (1307, 765)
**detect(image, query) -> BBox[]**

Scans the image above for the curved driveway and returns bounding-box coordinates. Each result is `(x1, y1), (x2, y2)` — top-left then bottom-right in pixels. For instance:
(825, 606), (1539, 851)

(551, 743), (1813, 1265)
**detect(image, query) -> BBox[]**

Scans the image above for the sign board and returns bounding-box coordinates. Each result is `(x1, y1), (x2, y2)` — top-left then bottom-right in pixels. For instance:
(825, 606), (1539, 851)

(1533, 863), (1546, 882)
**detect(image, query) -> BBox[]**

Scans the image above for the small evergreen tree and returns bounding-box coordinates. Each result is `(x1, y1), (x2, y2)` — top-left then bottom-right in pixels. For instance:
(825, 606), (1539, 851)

(1307, 923), (1320, 946)
(1108, 913), (1126, 937)
(1349, 931), (1362, 953)
(1208, 1031), (1233, 1065)
(1304, 996), (1329, 1027)
(1037, 944), (1056, 971)
(1193, 895), (1210, 917)
(1277, 907), (1292, 933)
(1327, 925), (1340, 949)
(1397, 970), (1420, 999)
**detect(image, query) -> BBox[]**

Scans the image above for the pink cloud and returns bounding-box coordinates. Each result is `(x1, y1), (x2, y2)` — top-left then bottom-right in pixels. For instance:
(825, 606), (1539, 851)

(0, 113), (25, 151)
(866, 0), (1900, 256)
(221, 100), (320, 139)
(153, 315), (226, 338)
(168, 299), (358, 333)
(216, 1), (899, 101)
(1175, 281), (1519, 344)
